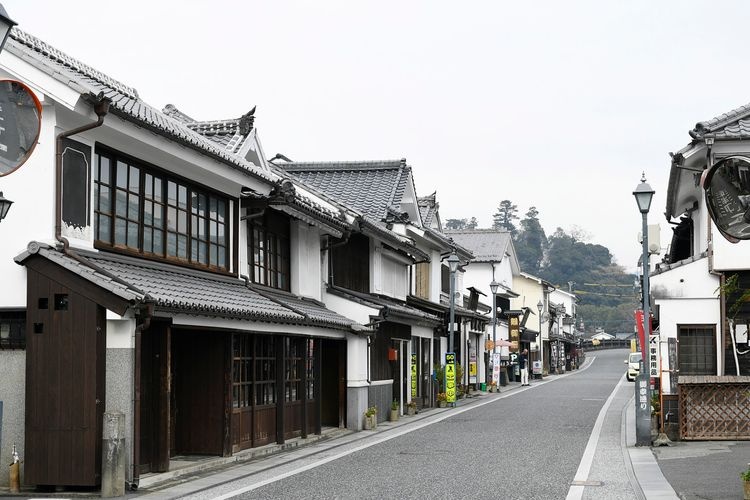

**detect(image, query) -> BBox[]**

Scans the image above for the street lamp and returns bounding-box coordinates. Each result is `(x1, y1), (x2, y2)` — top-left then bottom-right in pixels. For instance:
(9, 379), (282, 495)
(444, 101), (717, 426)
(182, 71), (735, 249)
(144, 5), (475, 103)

(489, 280), (499, 385)
(633, 172), (654, 446)
(537, 299), (544, 378)
(0, 191), (12, 221)
(0, 4), (16, 54)
(447, 252), (460, 354)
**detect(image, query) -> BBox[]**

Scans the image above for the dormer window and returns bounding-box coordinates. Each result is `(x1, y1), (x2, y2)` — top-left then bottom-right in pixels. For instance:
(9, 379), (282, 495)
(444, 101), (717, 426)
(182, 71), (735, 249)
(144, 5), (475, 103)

(94, 148), (229, 271)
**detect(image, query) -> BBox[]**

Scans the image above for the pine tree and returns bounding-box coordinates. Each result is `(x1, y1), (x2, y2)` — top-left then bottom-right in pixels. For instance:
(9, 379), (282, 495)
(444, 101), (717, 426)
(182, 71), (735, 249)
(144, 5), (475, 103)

(492, 200), (518, 235)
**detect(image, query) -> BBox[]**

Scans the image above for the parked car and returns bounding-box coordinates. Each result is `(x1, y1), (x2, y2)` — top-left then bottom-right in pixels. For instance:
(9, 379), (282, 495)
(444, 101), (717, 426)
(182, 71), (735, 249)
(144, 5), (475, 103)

(625, 352), (642, 381)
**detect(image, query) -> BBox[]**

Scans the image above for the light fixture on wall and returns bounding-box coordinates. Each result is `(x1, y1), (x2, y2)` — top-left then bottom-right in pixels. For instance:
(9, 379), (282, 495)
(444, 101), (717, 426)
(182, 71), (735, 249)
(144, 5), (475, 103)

(0, 191), (13, 222)
(0, 4), (16, 54)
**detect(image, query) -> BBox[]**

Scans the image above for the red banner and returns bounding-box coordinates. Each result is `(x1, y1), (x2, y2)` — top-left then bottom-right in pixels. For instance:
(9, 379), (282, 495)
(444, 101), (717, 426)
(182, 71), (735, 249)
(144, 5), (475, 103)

(634, 309), (652, 359)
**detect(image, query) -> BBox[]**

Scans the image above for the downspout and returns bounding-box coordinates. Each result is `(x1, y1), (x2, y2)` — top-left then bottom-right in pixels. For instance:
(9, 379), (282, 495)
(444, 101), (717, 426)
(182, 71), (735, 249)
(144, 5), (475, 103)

(55, 93), (111, 251)
(131, 302), (153, 490)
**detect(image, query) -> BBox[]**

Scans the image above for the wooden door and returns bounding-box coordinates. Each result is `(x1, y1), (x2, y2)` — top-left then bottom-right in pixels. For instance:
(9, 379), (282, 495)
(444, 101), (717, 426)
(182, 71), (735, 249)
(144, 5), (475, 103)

(231, 333), (253, 452)
(24, 270), (105, 486)
(139, 322), (170, 473)
(173, 330), (225, 455)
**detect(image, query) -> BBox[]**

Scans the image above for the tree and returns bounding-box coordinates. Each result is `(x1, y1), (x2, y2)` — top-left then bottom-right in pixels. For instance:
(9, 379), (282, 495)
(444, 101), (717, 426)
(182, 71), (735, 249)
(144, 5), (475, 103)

(492, 200), (518, 235)
(445, 218), (467, 230)
(514, 206), (546, 274)
(467, 217), (478, 229)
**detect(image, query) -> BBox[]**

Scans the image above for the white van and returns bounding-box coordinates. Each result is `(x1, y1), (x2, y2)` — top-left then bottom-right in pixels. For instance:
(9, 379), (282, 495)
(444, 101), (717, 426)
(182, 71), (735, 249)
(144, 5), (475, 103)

(625, 352), (642, 381)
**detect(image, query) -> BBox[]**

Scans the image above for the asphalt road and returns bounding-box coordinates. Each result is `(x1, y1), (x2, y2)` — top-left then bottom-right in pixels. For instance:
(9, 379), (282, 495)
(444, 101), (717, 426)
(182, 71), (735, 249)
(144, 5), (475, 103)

(175, 349), (629, 500)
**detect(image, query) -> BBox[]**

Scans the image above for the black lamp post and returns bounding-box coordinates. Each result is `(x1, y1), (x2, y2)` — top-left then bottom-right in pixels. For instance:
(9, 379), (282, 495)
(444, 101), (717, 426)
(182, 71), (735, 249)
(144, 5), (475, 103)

(0, 191), (12, 222)
(537, 299), (544, 378)
(633, 172), (654, 446)
(0, 4), (16, 54)
(447, 252), (460, 353)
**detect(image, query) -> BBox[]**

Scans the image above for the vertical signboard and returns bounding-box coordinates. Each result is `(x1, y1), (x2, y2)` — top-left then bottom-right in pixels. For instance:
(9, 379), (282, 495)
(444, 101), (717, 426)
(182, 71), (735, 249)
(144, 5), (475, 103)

(648, 335), (660, 378)
(469, 344), (477, 384)
(410, 354), (417, 398)
(667, 338), (678, 394)
(61, 137), (91, 234)
(491, 353), (500, 385)
(509, 315), (520, 351)
(445, 352), (456, 404)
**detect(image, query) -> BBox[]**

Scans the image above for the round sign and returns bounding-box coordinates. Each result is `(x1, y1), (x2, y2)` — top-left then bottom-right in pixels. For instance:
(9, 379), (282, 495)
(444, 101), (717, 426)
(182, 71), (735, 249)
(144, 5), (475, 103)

(0, 79), (42, 177)
(701, 155), (750, 242)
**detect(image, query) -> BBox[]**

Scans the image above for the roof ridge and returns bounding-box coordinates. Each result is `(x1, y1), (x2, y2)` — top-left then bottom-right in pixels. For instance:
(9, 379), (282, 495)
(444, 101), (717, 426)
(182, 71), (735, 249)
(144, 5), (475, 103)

(9, 28), (139, 100)
(694, 102), (750, 136)
(283, 159), (405, 170)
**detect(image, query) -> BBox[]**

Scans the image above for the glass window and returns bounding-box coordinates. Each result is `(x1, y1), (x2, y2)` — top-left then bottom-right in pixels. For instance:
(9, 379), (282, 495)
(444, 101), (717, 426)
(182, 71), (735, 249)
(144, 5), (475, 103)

(248, 210), (289, 290)
(678, 325), (716, 376)
(255, 336), (276, 406)
(93, 148), (230, 271)
(0, 311), (25, 350)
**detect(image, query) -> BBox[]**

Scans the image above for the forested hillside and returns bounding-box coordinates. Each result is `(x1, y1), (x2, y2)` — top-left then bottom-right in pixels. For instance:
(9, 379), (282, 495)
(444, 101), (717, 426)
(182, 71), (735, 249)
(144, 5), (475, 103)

(446, 202), (638, 334)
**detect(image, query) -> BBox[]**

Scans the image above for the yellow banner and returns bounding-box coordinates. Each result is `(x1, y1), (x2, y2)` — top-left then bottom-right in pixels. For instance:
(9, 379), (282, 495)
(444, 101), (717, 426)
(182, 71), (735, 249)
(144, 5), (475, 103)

(445, 352), (456, 404)
(411, 354), (417, 398)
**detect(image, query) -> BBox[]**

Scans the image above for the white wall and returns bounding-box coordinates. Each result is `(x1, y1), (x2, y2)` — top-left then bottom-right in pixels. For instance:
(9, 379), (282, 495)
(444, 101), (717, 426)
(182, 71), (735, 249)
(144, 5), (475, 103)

(651, 257), (721, 393)
(290, 222), (322, 300)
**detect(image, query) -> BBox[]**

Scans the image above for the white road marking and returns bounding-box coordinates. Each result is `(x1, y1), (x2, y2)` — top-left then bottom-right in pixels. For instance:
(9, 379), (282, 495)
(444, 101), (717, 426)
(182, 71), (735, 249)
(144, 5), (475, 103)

(566, 373), (625, 500)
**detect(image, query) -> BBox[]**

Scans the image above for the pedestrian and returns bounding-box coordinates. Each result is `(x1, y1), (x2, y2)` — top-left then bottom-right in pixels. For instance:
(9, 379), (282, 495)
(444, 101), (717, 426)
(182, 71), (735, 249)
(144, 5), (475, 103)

(520, 349), (529, 386)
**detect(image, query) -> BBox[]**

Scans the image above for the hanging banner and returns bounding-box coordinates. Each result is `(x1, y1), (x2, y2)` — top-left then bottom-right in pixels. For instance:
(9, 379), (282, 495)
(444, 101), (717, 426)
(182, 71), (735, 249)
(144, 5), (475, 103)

(648, 335), (660, 378)
(445, 352), (456, 404)
(491, 353), (501, 385)
(509, 315), (520, 351)
(410, 353), (417, 398)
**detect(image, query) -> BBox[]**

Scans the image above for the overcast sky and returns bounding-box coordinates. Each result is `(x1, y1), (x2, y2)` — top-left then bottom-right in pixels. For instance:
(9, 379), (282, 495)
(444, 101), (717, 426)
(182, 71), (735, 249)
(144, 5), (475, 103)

(6, 1), (750, 271)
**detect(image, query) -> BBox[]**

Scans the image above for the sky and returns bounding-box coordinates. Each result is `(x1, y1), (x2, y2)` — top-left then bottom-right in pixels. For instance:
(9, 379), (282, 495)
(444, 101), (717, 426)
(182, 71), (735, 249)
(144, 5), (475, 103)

(5, 0), (750, 270)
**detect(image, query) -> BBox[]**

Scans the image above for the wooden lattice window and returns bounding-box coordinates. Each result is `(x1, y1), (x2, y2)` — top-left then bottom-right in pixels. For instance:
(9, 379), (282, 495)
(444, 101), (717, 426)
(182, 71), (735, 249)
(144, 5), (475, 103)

(248, 210), (290, 290)
(255, 336), (276, 406)
(678, 325), (716, 376)
(232, 334), (252, 409)
(284, 337), (303, 402)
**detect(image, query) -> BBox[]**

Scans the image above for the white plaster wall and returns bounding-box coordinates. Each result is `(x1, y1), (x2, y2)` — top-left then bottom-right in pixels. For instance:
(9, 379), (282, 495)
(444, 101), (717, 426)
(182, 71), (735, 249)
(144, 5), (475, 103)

(0, 83), (57, 308)
(651, 258), (721, 393)
(290, 222), (322, 300)
(712, 226), (750, 271)
(346, 334), (369, 386)
(429, 249), (442, 302)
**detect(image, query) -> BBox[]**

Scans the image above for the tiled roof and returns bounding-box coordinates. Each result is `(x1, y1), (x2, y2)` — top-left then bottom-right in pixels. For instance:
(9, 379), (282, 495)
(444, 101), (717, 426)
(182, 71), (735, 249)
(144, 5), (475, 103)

(163, 104), (255, 154)
(280, 160), (409, 221)
(15, 243), (355, 331)
(7, 29), (274, 183)
(690, 102), (750, 140)
(444, 229), (511, 262)
(417, 192), (438, 228)
(328, 286), (441, 326)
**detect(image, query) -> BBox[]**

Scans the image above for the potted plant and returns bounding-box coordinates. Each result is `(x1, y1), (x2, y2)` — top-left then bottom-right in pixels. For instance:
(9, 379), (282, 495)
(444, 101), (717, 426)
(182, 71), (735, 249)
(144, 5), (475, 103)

(488, 381), (497, 393)
(389, 399), (400, 421)
(741, 463), (750, 500)
(406, 400), (417, 416)
(363, 406), (377, 430)
(437, 392), (447, 408)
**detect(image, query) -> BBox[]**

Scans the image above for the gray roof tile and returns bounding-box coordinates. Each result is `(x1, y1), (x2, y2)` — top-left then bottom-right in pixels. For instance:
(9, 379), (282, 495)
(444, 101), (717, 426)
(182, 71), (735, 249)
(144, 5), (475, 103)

(7, 29), (274, 183)
(444, 229), (511, 262)
(16, 243), (355, 330)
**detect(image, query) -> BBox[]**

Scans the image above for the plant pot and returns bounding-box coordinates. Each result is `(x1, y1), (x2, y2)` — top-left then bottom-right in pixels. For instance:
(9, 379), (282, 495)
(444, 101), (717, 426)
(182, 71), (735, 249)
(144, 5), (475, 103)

(389, 409), (399, 421)
(407, 406), (416, 416)
(744, 479), (750, 500)
(438, 400), (447, 408)
(363, 414), (377, 430)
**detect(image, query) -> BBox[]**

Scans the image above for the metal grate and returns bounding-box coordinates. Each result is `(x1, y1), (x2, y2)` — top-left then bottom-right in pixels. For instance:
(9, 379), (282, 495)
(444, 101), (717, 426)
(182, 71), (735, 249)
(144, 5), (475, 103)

(679, 381), (750, 440)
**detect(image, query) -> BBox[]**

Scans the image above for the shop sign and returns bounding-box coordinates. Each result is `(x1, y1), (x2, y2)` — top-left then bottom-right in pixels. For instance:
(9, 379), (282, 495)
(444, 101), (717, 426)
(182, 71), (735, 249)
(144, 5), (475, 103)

(445, 352), (456, 404)
(648, 335), (660, 378)
(491, 353), (500, 385)
(702, 155), (750, 242)
(410, 354), (417, 398)
(509, 315), (519, 350)
(469, 347), (477, 384)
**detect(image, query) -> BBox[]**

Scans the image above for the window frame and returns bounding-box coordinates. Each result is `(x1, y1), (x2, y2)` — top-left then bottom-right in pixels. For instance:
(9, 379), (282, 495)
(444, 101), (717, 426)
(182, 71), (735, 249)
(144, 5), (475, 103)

(94, 145), (231, 273)
(247, 209), (290, 291)
(0, 310), (25, 350)
(677, 324), (717, 376)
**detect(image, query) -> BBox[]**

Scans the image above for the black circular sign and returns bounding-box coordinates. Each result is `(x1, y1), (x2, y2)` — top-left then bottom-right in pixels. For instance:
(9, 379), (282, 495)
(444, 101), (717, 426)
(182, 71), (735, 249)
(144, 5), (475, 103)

(702, 155), (750, 242)
(0, 79), (42, 177)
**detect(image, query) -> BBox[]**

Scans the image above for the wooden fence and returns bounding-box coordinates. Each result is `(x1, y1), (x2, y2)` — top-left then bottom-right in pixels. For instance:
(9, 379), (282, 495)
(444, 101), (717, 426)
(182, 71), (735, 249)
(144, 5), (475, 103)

(679, 376), (750, 440)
